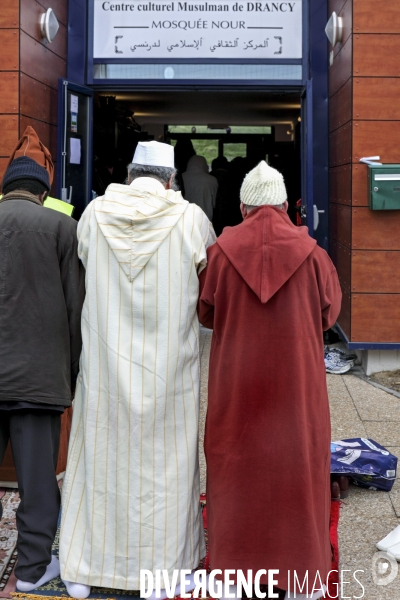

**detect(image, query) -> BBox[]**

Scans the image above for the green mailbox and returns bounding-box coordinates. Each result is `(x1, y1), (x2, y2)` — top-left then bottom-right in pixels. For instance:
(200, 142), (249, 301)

(368, 164), (400, 210)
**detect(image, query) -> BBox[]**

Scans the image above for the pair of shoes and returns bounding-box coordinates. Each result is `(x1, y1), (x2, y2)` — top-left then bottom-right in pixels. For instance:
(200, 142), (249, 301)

(324, 352), (352, 374)
(63, 580), (91, 599)
(324, 349), (355, 368)
(64, 570), (199, 599)
(326, 346), (357, 363)
(377, 524), (400, 560)
(17, 555), (60, 592)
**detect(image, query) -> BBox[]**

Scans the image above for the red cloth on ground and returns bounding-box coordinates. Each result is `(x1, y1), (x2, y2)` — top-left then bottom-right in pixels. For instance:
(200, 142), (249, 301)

(197, 495), (340, 599)
(198, 206), (342, 594)
(327, 500), (340, 599)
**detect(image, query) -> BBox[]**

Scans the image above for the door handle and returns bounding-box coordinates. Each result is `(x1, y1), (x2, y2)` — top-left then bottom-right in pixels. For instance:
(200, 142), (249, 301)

(313, 205), (325, 231)
(61, 186), (73, 204)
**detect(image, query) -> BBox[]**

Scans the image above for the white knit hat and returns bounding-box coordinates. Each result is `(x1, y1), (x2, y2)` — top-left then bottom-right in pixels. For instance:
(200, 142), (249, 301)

(132, 141), (175, 169)
(240, 161), (287, 206)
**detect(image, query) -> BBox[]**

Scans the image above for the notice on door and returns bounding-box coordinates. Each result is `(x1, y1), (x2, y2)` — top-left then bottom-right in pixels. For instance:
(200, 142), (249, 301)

(93, 0), (302, 59)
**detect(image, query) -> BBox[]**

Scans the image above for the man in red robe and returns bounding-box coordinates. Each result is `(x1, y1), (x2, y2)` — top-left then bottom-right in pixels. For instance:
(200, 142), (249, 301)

(198, 161), (341, 600)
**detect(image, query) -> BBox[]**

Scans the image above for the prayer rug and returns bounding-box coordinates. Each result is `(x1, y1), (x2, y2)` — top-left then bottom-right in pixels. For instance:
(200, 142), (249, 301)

(0, 489), (20, 594)
(10, 498), (209, 600)
(7, 494), (339, 600)
(174, 496), (340, 600)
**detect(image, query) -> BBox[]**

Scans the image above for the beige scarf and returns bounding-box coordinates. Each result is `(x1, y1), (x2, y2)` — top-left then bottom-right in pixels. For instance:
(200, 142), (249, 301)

(0, 190), (42, 206)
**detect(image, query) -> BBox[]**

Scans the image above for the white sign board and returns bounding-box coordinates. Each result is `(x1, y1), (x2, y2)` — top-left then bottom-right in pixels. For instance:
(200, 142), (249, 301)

(93, 1), (302, 60)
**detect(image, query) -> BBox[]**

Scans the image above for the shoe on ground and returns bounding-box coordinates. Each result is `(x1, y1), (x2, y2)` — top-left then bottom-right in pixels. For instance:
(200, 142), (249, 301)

(377, 524), (400, 552)
(17, 555), (60, 592)
(325, 346), (357, 362)
(325, 350), (355, 368)
(63, 580), (91, 599)
(325, 353), (352, 374)
(387, 541), (400, 561)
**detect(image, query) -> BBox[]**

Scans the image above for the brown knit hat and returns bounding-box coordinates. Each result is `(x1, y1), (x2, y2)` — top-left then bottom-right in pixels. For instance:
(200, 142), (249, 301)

(1, 126), (54, 191)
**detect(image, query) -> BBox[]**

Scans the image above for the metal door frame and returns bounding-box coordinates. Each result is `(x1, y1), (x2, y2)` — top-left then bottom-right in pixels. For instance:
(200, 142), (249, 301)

(56, 78), (94, 212)
(301, 80), (315, 234)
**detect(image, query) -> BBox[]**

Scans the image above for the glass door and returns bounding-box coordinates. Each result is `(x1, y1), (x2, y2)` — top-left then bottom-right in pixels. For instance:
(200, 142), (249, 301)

(57, 79), (94, 220)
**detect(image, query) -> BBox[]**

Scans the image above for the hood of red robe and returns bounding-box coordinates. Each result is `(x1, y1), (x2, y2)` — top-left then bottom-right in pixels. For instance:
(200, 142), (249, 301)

(217, 205), (317, 304)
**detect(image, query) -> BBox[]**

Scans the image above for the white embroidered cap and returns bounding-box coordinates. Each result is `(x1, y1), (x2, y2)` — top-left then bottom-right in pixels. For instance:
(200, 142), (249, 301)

(132, 141), (175, 169)
(240, 161), (287, 206)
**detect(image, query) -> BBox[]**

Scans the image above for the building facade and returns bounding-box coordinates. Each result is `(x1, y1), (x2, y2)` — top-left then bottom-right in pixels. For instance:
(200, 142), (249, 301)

(0, 0), (399, 369)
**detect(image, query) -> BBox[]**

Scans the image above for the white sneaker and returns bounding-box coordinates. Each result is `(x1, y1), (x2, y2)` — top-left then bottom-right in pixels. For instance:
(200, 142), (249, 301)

(173, 572), (197, 598)
(325, 353), (352, 374)
(387, 542), (400, 561)
(377, 524), (400, 551)
(17, 555), (60, 592)
(325, 346), (357, 362)
(63, 580), (91, 599)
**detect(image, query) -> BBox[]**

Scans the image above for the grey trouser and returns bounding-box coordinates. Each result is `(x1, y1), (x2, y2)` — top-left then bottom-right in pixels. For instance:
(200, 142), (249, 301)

(0, 410), (61, 582)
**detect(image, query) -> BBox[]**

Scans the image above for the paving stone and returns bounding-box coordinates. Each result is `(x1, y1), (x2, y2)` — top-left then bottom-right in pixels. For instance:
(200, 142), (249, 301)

(339, 485), (400, 600)
(199, 340), (400, 596)
(364, 423), (400, 447)
(343, 375), (400, 422)
(385, 448), (400, 519)
(328, 389), (356, 404)
(330, 401), (367, 440)
(327, 372), (351, 395)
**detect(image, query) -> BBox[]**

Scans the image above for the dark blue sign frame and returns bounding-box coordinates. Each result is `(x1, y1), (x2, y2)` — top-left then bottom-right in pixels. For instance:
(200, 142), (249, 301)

(86, 0), (308, 86)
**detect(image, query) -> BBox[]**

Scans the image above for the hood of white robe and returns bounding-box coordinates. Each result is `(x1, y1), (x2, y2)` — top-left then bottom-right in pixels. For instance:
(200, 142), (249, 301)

(94, 177), (188, 281)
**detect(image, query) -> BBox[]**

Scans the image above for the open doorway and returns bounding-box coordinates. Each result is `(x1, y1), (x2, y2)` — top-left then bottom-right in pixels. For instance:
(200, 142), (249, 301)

(92, 89), (302, 235)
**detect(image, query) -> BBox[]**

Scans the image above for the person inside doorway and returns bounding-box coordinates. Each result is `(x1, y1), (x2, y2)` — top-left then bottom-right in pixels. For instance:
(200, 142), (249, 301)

(224, 156), (251, 227)
(183, 154), (218, 221)
(92, 154), (114, 196)
(174, 138), (196, 195)
(210, 156), (229, 236)
(198, 161), (341, 600)
(0, 128), (84, 593)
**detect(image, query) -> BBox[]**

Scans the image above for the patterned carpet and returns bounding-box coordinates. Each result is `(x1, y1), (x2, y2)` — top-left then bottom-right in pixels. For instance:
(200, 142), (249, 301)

(1, 491), (338, 600)
(4, 496), (209, 600)
(0, 489), (19, 595)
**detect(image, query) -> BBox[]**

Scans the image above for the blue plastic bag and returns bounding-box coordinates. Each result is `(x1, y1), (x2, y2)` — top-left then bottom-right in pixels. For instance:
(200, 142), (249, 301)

(331, 438), (397, 491)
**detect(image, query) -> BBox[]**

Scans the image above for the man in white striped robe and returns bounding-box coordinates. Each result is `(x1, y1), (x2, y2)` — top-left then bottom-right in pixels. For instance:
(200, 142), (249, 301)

(59, 141), (215, 598)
